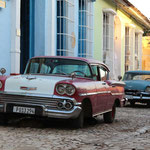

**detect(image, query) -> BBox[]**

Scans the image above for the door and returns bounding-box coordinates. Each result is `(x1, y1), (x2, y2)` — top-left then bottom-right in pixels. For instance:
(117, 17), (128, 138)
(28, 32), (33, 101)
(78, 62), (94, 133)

(20, 0), (34, 73)
(91, 65), (108, 114)
(20, 0), (30, 73)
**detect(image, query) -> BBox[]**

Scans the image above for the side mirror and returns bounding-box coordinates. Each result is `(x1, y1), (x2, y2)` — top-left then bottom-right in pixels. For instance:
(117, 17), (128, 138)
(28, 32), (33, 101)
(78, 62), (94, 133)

(118, 75), (122, 81)
(0, 68), (6, 75)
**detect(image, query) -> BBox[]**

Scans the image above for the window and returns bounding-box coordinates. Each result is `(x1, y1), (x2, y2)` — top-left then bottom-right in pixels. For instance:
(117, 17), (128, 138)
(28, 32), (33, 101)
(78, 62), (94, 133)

(134, 32), (142, 70)
(125, 26), (134, 72)
(135, 33), (139, 70)
(99, 66), (108, 81)
(103, 11), (114, 64)
(91, 65), (99, 80)
(125, 27), (130, 72)
(102, 9), (116, 78)
(25, 58), (91, 78)
(78, 0), (93, 58)
(57, 0), (75, 56)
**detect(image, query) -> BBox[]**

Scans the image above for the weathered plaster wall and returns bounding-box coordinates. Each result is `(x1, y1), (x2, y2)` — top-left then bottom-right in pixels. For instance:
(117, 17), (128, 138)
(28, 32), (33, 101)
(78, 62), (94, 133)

(0, 1), (11, 75)
(142, 36), (150, 70)
(94, 0), (116, 61)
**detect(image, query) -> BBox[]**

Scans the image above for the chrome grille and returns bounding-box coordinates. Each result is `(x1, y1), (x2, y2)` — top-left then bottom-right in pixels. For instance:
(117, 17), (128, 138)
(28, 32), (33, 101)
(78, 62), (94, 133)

(125, 89), (139, 95)
(0, 94), (63, 110)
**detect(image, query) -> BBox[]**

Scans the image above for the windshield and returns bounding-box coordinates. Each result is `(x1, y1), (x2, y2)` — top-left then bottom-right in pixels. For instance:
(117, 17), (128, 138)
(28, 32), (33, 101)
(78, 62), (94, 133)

(123, 73), (150, 81)
(24, 58), (91, 78)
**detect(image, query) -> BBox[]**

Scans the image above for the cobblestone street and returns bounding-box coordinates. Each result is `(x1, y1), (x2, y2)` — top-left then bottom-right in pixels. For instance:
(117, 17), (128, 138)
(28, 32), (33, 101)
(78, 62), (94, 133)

(0, 104), (150, 150)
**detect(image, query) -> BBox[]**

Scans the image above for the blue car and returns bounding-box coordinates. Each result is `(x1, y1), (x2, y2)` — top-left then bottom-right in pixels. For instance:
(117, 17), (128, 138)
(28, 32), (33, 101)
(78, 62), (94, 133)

(123, 70), (150, 106)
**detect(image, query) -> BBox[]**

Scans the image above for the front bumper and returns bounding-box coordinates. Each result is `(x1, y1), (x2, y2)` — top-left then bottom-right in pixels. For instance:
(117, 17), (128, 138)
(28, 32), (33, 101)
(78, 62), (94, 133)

(0, 92), (82, 119)
(125, 92), (150, 103)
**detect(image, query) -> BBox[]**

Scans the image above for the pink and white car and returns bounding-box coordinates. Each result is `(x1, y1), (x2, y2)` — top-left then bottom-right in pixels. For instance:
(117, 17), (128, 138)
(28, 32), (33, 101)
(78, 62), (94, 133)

(0, 56), (125, 128)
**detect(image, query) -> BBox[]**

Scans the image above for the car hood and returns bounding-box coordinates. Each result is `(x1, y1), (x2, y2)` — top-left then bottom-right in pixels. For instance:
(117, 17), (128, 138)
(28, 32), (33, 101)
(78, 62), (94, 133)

(5, 75), (70, 95)
(124, 80), (150, 91)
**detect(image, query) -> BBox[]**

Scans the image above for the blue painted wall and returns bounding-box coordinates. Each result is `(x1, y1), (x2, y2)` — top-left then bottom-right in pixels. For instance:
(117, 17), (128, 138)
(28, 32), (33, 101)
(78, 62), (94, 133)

(0, 0), (95, 74)
(0, 2), (11, 75)
(34, 0), (46, 57)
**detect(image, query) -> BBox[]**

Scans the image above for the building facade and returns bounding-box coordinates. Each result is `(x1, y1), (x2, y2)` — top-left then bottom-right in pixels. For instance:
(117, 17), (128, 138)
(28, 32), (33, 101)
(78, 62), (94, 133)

(0, 0), (20, 75)
(0, 0), (150, 77)
(94, 0), (150, 79)
(0, 0), (95, 75)
(142, 36), (150, 70)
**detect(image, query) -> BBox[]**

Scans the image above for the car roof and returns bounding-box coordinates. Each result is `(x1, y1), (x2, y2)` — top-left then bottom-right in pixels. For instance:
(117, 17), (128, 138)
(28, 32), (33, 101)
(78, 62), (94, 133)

(31, 56), (109, 71)
(125, 70), (150, 74)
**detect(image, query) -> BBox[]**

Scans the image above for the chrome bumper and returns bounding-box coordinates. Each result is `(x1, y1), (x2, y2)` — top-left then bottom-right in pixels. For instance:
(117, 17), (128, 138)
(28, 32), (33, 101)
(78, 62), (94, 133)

(43, 106), (81, 119)
(125, 94), (150, 101)
(0, 92), (82, 119)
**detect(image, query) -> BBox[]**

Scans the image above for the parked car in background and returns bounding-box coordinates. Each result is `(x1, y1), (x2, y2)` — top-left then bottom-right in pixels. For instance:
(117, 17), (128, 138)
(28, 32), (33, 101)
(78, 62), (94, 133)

(123, 70), (150, 107)
(0, 56), (125, 128)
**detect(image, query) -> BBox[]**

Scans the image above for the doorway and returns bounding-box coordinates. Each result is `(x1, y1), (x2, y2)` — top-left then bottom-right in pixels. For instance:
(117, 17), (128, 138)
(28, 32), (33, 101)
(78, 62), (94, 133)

(20, 0), (30, 73)
(20, 0), (34, 73)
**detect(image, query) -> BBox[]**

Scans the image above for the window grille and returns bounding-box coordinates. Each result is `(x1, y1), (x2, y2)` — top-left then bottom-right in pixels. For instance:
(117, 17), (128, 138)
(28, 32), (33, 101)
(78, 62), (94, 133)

(125, 27), (130, 72)
(125, 27), (134, 72)
(135, 33), (139, 70)
(138, 33), (142, 70)
(57, 0), (75, 56)
(103, 11), (115, 77)
(134, 32), (142, 70)
(78, 0), (93, 58)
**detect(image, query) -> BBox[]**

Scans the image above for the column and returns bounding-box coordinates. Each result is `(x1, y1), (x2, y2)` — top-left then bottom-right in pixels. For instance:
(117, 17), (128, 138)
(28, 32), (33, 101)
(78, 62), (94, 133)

(10, 0), (21, 74)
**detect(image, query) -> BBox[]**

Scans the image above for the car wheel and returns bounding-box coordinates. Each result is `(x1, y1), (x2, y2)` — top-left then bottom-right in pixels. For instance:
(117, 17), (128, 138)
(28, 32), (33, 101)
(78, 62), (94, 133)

(130, 101), (135, 107)
(147, 102), (150, 108)
(103, 104), (116, 123)
(72, 109), (84, 128)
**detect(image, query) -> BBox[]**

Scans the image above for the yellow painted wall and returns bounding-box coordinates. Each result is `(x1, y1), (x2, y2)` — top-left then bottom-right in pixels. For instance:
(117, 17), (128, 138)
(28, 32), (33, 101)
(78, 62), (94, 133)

(142, 36), (150, 70)
(94, 0), (116, 61)
(94, 0), (145, 75)
(116, 10), (143, 74)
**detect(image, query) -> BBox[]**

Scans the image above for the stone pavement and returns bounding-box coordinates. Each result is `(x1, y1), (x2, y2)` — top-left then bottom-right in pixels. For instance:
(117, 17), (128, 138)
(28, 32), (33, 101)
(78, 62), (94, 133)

(0, 105), (150, 150)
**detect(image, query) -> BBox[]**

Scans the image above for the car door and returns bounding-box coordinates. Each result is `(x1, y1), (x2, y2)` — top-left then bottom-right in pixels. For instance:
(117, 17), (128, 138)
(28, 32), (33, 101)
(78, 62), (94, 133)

(97, 65), (111, 112)
(91, 65), (109, 114)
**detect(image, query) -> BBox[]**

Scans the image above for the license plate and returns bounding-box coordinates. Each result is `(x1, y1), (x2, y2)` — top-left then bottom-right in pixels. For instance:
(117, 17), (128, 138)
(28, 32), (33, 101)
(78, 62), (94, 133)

(13, 106), (35, 115)
(125, 95), (133, 99)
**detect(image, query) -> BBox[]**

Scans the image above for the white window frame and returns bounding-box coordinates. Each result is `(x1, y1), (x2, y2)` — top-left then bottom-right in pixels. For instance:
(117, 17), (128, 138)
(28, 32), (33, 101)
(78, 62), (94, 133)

(125, 25), (135, 72)
(78, 0), (94, 58)
(134, 30), (143, 70)
(57, 0), (75, 56)
(102, 9), (116, 78)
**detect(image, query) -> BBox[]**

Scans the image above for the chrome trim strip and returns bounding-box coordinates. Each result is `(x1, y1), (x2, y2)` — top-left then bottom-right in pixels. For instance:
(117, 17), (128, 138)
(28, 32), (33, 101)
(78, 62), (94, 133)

(79, 91), (111, 96)
(0, 91), (76, 102)
(111, 93), (124, 96)
(93, 109), (112, 117)
(128, 96), (150, 100)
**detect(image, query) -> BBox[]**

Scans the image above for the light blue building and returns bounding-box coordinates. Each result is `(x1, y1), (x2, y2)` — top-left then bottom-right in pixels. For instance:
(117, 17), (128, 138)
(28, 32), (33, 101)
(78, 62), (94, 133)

(0, 0), (95, 75)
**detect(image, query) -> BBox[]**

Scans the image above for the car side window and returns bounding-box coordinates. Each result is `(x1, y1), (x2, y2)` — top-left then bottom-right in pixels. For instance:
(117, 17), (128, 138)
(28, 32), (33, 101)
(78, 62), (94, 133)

(91, 65), (100, 81)
(99, 66), (108, 81)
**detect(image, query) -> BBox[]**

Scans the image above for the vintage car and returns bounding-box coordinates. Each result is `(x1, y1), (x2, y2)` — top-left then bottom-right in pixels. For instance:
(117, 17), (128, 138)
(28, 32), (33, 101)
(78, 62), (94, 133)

(0, 56), (125, 128)
(123, 70), (150, 106)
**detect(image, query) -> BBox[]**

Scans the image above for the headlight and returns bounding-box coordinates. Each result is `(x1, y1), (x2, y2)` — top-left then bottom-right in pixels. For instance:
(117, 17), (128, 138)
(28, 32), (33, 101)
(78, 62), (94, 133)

(65, 85), (76, 96)
(56, 84), (65, 95)
(56, 84), (76, 96)
(145, 86), (150, 93)
(0, 81), (2, 89)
